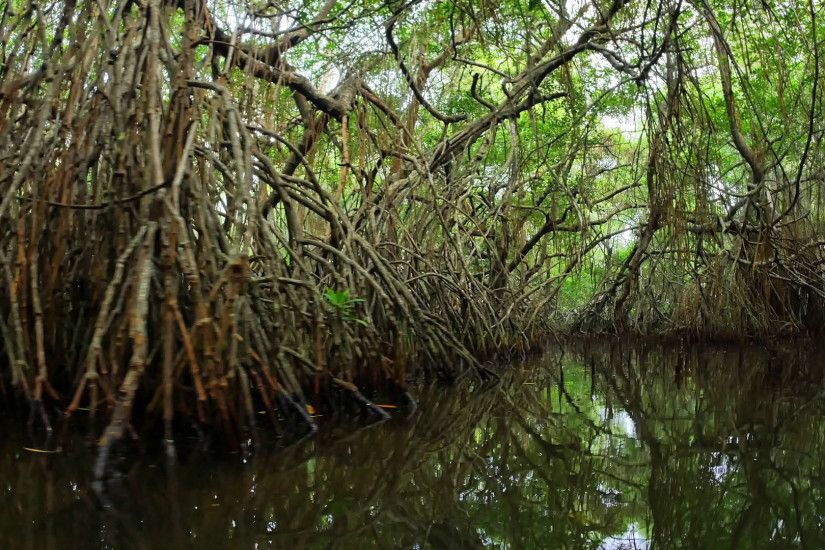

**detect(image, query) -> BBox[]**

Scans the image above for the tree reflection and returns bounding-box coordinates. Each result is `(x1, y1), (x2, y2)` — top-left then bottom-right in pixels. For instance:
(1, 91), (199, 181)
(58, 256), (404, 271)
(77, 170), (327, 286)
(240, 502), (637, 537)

(1, 344), (824, 549)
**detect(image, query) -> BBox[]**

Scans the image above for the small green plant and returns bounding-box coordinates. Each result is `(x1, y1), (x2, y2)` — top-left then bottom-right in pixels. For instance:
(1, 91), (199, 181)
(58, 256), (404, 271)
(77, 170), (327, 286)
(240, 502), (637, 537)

(323, 288), (368, 326)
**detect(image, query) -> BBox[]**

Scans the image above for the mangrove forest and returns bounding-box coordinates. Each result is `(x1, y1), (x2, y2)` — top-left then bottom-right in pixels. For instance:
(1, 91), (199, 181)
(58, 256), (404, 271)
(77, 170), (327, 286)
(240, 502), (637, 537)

(1, 0), (825, 546)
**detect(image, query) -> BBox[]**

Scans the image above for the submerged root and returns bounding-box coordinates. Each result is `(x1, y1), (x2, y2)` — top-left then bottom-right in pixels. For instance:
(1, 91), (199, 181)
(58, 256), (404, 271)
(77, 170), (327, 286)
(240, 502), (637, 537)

(1, 0), (824, 472)
(331, 377), (391, 420)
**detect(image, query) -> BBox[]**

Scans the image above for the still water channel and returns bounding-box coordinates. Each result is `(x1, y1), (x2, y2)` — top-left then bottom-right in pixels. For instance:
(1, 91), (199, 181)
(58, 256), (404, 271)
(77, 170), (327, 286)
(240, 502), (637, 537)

(2, 342), (824, 549)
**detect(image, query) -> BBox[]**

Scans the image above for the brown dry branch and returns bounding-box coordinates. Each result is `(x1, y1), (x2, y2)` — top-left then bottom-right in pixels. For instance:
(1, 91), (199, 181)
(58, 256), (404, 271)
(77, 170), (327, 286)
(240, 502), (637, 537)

(0, 0), (824, 478)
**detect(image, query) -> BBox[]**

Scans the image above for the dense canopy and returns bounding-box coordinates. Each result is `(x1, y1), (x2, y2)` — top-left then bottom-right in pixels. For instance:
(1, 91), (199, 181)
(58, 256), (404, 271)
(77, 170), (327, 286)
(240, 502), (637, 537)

(1, 0), (824, 464)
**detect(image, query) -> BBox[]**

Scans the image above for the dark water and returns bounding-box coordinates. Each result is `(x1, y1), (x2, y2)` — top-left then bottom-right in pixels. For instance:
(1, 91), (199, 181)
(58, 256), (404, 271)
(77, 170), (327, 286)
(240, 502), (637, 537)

(2, 343), (825, 549)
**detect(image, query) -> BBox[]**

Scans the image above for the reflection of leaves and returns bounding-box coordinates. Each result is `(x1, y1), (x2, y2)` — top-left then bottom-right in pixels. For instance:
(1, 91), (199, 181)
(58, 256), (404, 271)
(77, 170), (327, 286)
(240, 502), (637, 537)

(9, 346), (824, 549)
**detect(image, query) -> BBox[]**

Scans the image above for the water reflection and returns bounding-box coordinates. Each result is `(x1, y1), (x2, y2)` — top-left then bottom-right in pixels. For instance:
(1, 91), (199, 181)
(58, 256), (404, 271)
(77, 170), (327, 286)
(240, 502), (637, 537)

(2, 343), (825, 549)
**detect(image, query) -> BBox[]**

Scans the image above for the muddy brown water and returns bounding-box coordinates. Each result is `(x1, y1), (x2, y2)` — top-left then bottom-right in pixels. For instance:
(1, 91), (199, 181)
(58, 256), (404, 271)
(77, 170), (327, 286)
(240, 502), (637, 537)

(1, 342), (824, 549)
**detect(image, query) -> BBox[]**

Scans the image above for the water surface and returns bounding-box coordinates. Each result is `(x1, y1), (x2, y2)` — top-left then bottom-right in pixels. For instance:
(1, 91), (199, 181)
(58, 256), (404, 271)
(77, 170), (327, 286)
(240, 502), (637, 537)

(2, 343), (825, 549)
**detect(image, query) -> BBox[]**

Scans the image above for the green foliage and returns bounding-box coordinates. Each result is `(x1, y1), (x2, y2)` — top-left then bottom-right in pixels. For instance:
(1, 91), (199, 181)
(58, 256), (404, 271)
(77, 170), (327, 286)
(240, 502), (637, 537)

(323, 288), (368, 326)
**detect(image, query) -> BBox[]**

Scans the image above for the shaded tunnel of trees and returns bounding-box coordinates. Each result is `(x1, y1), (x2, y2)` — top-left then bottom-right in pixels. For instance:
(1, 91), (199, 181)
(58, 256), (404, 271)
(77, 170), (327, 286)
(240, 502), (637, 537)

(1, 0), (824, 467)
